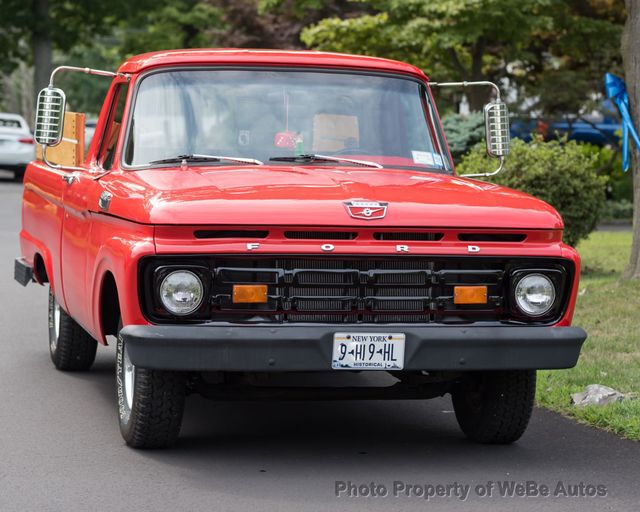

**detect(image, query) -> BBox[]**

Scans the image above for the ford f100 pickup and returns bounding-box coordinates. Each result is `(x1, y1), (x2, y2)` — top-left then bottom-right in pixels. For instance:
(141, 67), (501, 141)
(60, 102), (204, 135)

(15, 49), (586, 448)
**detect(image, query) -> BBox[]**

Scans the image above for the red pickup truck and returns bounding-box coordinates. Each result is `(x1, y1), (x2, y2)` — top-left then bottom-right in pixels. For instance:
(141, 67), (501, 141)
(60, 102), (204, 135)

(15, 49), (586, 449)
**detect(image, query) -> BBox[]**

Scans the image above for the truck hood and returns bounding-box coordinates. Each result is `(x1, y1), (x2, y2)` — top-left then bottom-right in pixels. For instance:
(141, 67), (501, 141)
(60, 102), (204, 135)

(104, 165), (563, 229)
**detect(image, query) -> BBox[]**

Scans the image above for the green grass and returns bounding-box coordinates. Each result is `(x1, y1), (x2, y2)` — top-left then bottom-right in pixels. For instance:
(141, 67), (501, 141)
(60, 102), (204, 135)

(536, 230), (640, 440)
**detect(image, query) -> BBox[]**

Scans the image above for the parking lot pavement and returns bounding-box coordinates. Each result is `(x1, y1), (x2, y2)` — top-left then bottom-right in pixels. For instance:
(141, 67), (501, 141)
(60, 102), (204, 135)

(1, 178), (639, 512)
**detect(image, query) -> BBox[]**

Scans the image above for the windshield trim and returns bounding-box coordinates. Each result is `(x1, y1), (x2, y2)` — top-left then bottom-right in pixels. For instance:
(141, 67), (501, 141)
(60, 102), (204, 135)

(119, 65), (453, 174)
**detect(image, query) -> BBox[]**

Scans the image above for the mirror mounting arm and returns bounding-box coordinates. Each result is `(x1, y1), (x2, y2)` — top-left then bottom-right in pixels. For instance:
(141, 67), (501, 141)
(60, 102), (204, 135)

(459, 156), (505, 179)
(429, 80), (501, 101)
(48, 66), (130, 87)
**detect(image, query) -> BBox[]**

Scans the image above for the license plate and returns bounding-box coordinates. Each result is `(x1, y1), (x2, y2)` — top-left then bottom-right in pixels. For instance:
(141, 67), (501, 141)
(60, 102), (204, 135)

(332, 332), (405, 370)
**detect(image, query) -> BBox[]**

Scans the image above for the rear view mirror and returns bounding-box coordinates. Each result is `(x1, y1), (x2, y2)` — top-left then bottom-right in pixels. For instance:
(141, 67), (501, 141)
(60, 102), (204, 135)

(484, 101), (510, 158)
(34, 87), (66, 147)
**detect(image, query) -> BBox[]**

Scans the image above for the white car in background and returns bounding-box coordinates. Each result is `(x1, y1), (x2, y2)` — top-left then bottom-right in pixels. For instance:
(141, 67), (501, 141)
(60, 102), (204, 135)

(0, 113), (35, 181)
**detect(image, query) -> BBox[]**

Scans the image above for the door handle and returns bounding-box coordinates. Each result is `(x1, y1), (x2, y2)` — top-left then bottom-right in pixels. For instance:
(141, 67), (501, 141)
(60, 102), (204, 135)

(61, 173), (78, 185)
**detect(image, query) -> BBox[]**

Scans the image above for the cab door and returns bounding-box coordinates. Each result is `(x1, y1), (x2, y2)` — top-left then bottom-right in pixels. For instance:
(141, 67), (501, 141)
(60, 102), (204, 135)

(60, 81), (129, 332)
(22, 161), (70, 310)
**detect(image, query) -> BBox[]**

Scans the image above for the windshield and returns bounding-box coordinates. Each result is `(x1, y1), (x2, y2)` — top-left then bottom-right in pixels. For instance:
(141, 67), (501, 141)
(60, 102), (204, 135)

(123, 69), (452, 172)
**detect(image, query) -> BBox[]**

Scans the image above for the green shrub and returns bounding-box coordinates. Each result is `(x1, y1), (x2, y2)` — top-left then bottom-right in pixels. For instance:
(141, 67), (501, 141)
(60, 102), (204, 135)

(601, 199), (634, 221)
(578, 142), (631, 202)
(457, 137), (607, 247)
(440, 112), (485, 164)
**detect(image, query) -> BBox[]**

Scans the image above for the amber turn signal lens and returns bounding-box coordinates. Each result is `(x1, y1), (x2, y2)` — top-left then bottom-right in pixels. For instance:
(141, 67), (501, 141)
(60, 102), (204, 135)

(454, 285), (487, 305)
(232, 284), (268, 303)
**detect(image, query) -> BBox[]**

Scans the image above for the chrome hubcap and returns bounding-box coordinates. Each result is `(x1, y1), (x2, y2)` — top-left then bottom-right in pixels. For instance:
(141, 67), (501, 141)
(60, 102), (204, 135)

(51, 301), (61, 351)
(123, 343), (135, 410)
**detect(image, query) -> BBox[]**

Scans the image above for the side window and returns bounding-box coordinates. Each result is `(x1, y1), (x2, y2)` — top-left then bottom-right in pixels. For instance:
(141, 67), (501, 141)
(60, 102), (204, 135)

(100, 84), (129, 170)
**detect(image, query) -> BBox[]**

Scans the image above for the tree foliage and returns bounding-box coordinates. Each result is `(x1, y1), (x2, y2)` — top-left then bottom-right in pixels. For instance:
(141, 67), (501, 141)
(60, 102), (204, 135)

(0, 0), (157, 71)
(0, 0), (165, 104)
(297, 0), (624, 113)
(117, 0), (225, 56)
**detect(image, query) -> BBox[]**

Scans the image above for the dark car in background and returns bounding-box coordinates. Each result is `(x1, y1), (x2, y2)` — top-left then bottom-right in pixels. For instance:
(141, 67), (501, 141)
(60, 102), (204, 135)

(511, 100), (621, 146)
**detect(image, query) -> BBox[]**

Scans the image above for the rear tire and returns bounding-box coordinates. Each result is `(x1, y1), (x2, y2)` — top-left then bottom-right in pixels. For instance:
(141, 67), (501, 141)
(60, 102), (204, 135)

(11, 165), (26, 182)
(116, 328), (186, 448)
(48, 288), (97, 371)
(452, 370), (536, 444)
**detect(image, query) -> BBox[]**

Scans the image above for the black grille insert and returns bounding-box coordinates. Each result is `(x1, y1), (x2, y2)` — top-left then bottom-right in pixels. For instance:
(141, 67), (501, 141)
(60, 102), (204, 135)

(458, 233), (527, 242)
(284, 231), (358, 240)
(194, 230), (269, 239)
(374, 232), (444, 241)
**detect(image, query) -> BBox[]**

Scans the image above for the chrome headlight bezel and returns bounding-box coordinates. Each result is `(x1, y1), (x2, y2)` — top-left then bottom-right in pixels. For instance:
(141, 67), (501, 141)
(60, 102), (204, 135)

(159, 269), (204, 316)
(150, 265), (210, 318)
(511, 270), (563, 319)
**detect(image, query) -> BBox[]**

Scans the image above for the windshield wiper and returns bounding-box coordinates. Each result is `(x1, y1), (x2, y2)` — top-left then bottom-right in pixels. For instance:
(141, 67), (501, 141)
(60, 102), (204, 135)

(269, 153), (383, 169)
(149, 154), (264, 166)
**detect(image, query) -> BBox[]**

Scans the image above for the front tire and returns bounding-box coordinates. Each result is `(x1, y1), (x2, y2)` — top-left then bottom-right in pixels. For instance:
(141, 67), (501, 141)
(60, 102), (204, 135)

(48, 288), (97, 371)
(452, 370), (536, 444)
(116, 329), (186, 448)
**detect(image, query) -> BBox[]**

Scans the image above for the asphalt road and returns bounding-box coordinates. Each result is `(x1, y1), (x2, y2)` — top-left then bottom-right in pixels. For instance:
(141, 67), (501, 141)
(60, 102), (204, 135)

(1, 174), (639, 512)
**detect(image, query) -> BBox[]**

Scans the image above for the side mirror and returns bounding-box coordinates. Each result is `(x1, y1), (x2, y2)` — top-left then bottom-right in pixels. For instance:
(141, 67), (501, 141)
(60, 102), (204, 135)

(484, 100), (510, 158)
(429, 79), (509, 178)
(34, 87), (66, 147)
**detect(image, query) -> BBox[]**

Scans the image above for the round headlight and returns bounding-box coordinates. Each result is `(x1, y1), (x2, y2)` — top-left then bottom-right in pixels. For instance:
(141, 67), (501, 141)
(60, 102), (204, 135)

(514, 273), (556, 316)
(159, 270), (204, 316)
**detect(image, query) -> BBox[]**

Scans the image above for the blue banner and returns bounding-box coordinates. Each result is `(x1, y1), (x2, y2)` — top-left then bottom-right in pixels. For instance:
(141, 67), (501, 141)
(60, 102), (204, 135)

(605, 73), (640, 172)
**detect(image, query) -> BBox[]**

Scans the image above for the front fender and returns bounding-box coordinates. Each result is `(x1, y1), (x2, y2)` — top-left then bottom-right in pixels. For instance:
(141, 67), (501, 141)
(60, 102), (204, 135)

(89, 214), (155, 344)
(557, 243), (581, 326)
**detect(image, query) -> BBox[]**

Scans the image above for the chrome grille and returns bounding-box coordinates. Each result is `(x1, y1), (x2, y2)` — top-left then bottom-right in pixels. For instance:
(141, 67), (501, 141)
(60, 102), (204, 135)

(209, 257), (505, 324)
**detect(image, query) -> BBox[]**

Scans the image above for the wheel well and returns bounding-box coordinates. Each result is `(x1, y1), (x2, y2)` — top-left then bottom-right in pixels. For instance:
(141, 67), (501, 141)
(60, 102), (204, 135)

(100, 272), (120, 336)
(33, 253), (48, 284)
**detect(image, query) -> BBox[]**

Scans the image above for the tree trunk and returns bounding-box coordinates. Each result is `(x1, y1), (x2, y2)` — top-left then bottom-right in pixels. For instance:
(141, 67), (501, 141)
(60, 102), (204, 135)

(467, 83), (488, 112)
(466, 38), (489, 111)
(623, 0), (640, 279)
(32, 0), (52, 98)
